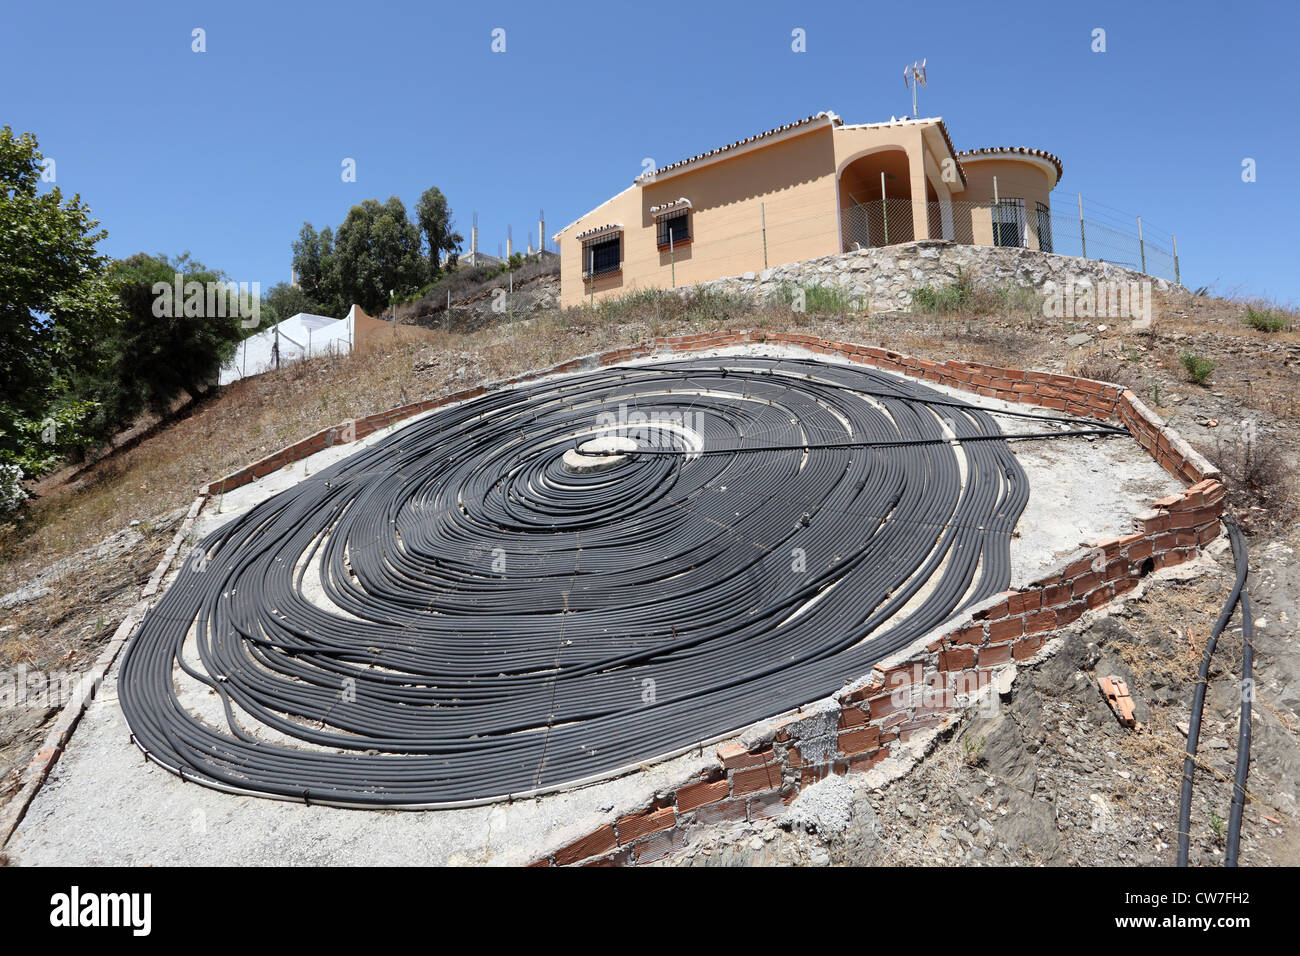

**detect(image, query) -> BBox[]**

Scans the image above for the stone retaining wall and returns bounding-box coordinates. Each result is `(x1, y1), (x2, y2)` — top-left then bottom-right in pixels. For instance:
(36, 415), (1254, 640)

(696, 241), (1178, 313)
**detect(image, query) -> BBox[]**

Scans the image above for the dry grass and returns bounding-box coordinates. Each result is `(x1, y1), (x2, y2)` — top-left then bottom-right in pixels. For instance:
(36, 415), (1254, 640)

(1213, 433), (1296, 533)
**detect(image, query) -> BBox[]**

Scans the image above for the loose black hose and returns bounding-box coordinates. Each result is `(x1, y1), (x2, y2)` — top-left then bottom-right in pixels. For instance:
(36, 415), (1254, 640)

(121, 357), (1054, 807)
(1225, 565), (1254, 866)
(1176, 513), (1253, 866)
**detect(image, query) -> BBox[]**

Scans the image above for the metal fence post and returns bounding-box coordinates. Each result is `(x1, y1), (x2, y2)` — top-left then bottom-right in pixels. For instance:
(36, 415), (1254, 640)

(1078, 194), (1087, 259)
(1138, 216), (1145, 274)
(992, 177), (999, 246)
(1172, 234), (1180, 286)
(881, 172), (889, 246)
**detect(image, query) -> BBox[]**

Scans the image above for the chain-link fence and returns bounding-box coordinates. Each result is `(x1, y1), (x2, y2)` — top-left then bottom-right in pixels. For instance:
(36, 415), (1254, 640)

(840, 195), (1179, 284)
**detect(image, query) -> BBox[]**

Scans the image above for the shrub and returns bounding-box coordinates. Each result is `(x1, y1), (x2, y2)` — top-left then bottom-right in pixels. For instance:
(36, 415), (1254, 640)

(996, 282), (1042, 315)
(1179, 351), (1215, 385)
(766, 283), (798, 309)
(1069, 356), (1131, 389)
(677, 286), (757, 325)
(1243, 305), (1290, 333)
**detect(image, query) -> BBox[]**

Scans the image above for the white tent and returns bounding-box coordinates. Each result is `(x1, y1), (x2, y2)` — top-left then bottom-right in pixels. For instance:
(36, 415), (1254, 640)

(220, 312), (353, 385)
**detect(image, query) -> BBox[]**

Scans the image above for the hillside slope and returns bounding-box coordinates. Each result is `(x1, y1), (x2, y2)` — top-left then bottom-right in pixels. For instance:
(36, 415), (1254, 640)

(2, 284), (1297, 864)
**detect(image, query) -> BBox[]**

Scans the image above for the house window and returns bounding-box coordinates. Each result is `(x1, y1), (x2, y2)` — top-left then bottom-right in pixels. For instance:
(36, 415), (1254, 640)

(993, 198), (1026, 248)
(584, 235), (621, 277)
(657, 211), (690, 250)
(1035, 201), (1053, 253)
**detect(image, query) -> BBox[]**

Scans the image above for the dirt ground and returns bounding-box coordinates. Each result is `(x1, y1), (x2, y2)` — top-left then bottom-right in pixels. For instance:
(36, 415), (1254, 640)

(1, 279), (1296, 865)
(0, 513), (179, 806)
(666, 531), (1299, 867)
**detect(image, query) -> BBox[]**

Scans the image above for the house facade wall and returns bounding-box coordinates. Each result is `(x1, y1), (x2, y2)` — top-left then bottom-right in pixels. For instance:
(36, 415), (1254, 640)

(956, 157), (1056, 250)
(555, 117), (1060, 309)
(557, 124), (844, 309)
(833, 123), (960, 246)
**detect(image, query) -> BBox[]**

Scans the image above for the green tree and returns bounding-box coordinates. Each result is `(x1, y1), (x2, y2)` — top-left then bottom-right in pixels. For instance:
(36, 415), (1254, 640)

(317, 226), (337, 312)
(329, 197), (425, 314)
(291, 223), (332, 310)
(105, 253), (245, 416)
(0, 126), (113, 474)
(415, 187), (463, 282)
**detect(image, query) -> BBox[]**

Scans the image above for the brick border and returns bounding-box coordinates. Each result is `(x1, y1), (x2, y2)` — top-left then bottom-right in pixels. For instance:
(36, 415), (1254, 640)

(199, 329), (1220, 499)
(2, 328), (1225, 862)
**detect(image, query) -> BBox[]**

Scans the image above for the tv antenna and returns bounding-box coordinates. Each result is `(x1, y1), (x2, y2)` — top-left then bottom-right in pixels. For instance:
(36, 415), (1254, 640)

(903, 59), (927, 117)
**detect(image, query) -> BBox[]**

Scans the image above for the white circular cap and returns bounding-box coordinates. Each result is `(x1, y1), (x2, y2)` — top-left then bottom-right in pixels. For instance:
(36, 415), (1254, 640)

(561, 435), (639, 474)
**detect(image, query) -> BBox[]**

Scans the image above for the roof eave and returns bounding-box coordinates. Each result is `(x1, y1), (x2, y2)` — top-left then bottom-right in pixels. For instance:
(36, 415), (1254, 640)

(635, 111), (842, 186)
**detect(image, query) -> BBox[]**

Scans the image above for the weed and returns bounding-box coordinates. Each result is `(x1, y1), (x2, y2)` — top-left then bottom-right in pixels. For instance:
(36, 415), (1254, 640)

(912, 272), (975, 314)
(1179, 351), (1215, 385)
(961, 734), (987, 767)
(1209, 811), (1226, 842)
(1242, 305), (1290, 333)
(802, 282), (859, 315)
(1213, 429), (1295, 532)
(911, 272), (1040, 321)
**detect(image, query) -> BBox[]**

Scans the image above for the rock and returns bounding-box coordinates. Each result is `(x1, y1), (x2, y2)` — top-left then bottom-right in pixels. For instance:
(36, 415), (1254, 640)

(996, 665), (1017, 699)
(1066, 333), (1094, 347)
(783, 773), (855, 836)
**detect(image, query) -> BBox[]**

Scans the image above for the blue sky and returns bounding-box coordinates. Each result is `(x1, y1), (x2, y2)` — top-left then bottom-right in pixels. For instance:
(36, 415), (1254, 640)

(4, 0), (1297, 304)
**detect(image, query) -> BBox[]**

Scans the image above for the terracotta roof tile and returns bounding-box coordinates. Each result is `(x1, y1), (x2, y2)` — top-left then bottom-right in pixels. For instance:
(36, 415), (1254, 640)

(956, 146), (1064, 184)
(636, 112), (842, 182)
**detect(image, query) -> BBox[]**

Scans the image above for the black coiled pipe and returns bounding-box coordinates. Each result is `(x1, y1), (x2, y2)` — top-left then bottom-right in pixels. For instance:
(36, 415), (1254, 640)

(121, 356), (1044, 807)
